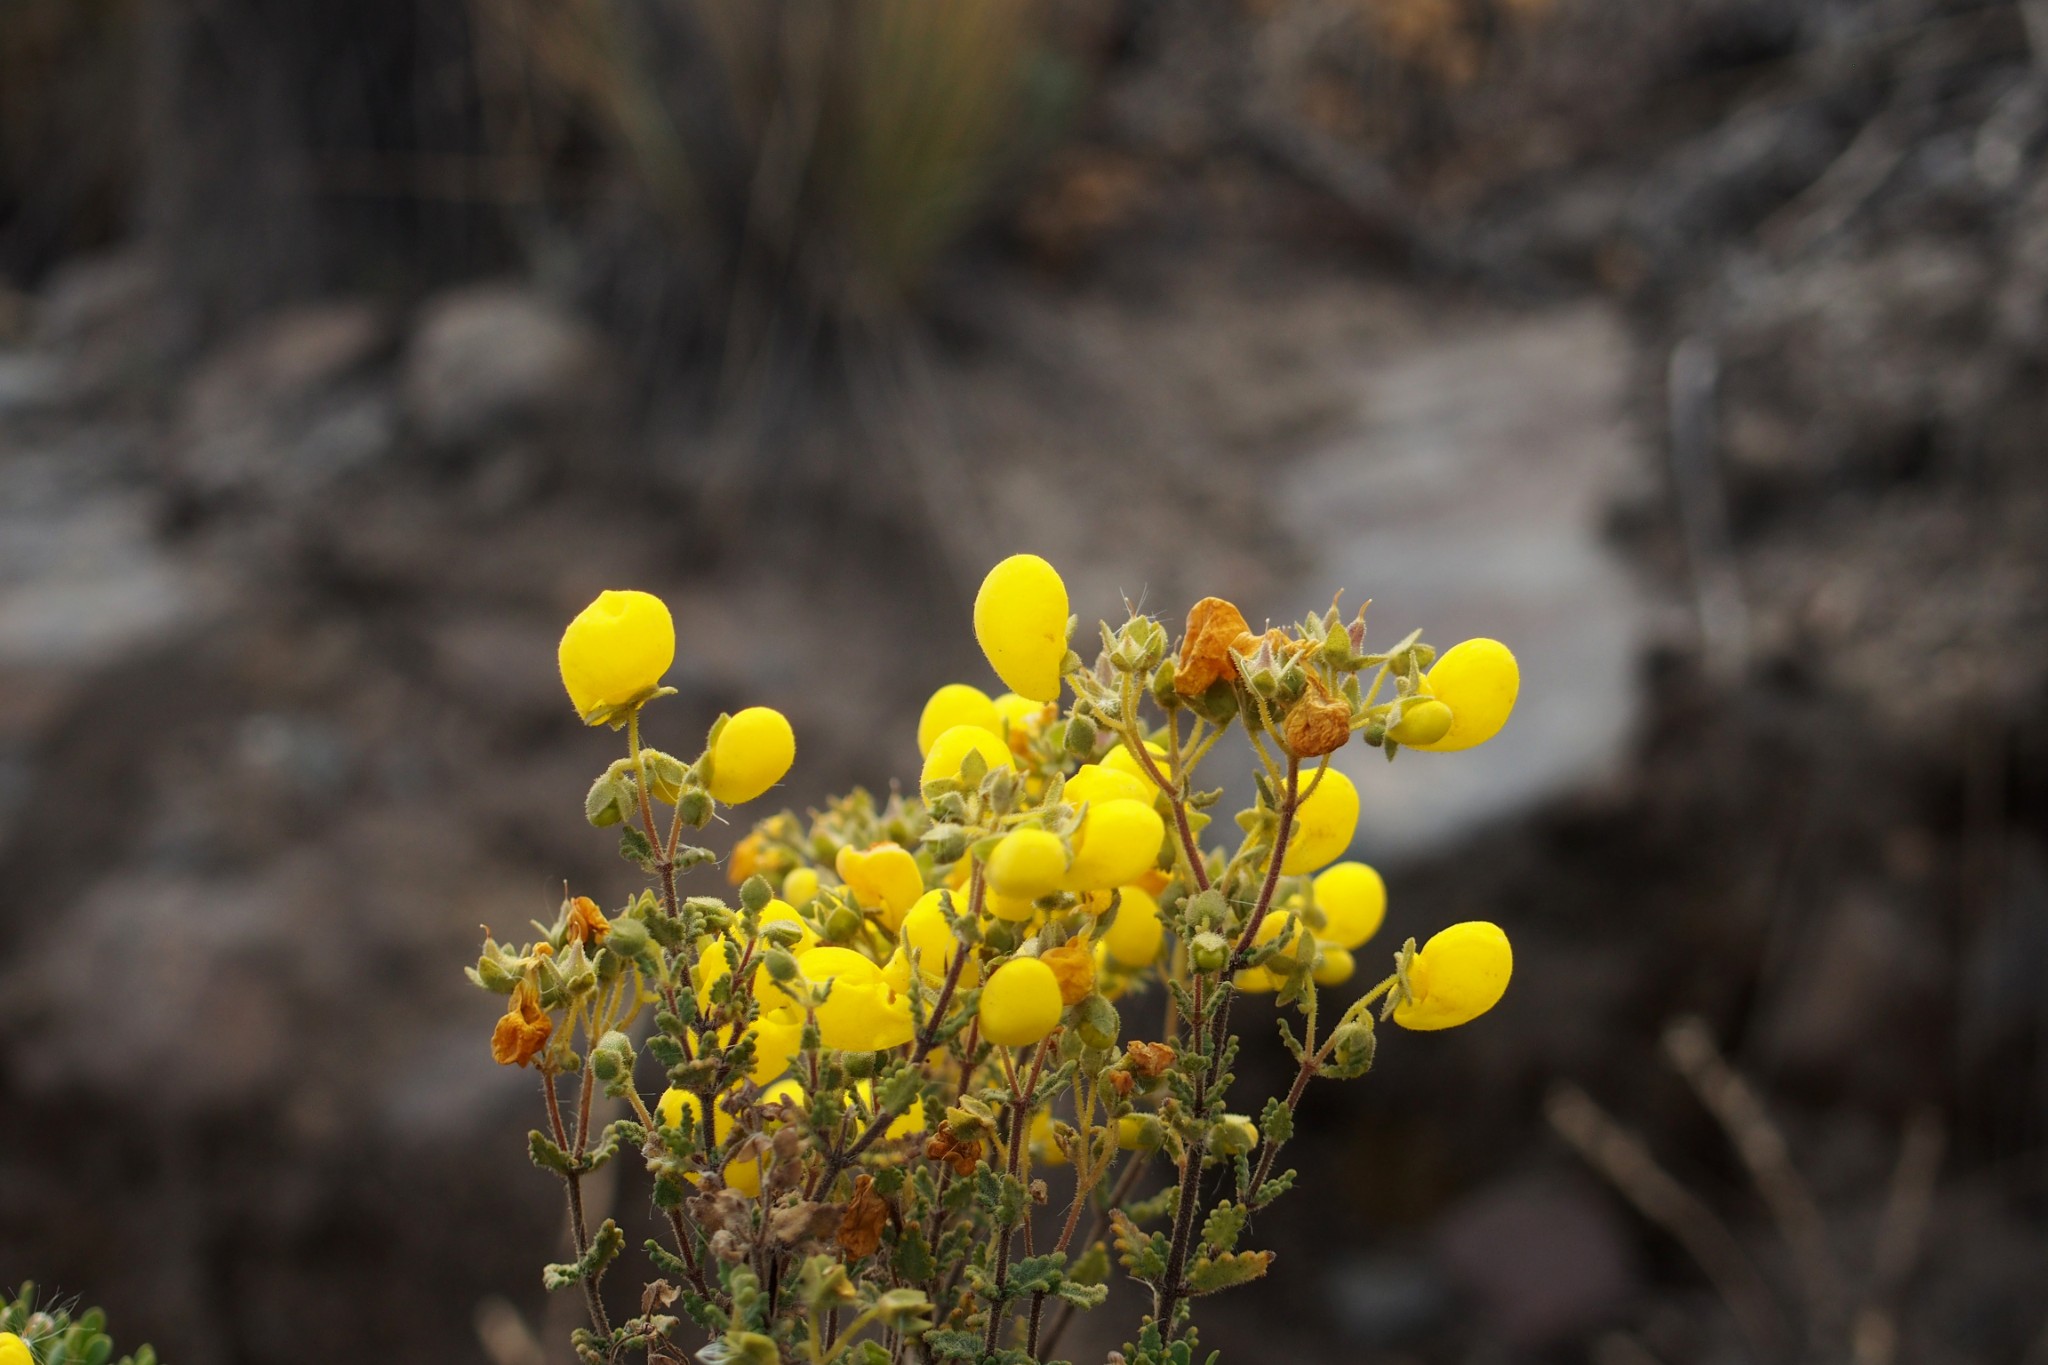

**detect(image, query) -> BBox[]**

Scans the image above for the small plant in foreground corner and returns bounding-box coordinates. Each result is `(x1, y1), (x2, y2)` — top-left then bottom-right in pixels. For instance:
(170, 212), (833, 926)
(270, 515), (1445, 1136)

(473, 558), (1521, 1364)
(2, 1284), (159, 1365)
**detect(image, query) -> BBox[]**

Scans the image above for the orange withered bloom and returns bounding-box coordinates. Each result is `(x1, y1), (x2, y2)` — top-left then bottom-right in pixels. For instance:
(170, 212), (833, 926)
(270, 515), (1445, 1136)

(1126, 1040), (1176, 1079)
(1284, 690), (1351, 757)
(1041, 939), (1096, 1006)
(836, 1174), (889, 1260)
(1175, 597), (1250, 695)
(564, 895), (611, 946)
(491, 977), (553, 1067)
(728, 831), (766, 886)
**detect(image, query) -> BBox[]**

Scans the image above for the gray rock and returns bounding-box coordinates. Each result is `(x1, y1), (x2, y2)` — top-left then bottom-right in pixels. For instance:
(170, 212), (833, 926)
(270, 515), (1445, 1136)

(401, 284), (618, 446)
(173, 301), (394, 499)
(1276, 303), (1650, 859)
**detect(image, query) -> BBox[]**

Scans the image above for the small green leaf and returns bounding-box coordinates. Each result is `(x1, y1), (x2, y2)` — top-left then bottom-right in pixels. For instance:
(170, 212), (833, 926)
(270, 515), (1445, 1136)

(542, 1219), (624, 1290)
(619, 826), (657, 870)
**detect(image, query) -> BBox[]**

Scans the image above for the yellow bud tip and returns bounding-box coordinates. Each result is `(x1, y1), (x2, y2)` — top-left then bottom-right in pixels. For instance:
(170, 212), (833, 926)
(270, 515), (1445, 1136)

(973, 554), (1071, 703)
(708, 706), (796, 804)
(1393, 921), (1513, 1030)
(558, 589), (675, 722)
(1408, 639), (1518, 752)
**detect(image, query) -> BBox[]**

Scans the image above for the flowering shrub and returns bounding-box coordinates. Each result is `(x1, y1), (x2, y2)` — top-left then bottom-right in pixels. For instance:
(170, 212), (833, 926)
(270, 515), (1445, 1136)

(2, 1285), (158, 1365)
(473, 556), (1520, 1363)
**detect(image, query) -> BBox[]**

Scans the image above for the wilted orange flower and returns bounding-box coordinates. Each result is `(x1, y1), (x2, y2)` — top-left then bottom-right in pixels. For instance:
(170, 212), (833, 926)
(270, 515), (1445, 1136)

(728, 831), (766, 886)
(491, 978), (553, 1067)
(1126, 1040), (1176, 1079)
(1175, 597), (1250, 695)
(565, 895), (611, 946)
(1042, 939), (1096, 1006)
(924, 1129), (983, 1176)
(836, 1174), (889, 1260)
(1284, 691), (1350, 757)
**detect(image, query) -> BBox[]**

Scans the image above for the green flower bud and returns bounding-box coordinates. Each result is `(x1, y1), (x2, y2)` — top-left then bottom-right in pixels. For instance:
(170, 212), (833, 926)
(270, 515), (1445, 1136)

(1074, 994), (1121, 1050)
(1190, 932), (1231, 974)
(1064, 713), (1098, 758)
(677, 788), (713, 828)
(824, 902), (864, 943)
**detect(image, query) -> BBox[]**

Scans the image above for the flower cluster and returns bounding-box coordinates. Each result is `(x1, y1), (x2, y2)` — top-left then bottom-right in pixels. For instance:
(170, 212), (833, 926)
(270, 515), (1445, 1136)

(474, 557), (1520, 1364)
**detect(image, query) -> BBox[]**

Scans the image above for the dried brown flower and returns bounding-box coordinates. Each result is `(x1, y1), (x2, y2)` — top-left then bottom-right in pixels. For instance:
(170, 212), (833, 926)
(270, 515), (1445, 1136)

(1126, 1040), (1177, 1079)
(1175, 597), (1251, 695)
(836, 1174), (889, 1260)
(1284, 693), (1351, 757)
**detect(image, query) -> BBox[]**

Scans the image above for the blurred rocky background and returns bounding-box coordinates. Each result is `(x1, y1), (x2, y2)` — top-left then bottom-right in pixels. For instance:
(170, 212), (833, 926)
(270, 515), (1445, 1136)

(1, 0), (2044, 1361)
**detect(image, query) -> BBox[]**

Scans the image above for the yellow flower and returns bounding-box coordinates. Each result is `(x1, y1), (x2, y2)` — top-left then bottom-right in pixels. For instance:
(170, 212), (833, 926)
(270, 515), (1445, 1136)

(992, 692), (1053, 753)
(921, 723), (1016, 789)
(735, 1009), (805, 1084)
(918, 683), (1002, 756)
(1099, 885), (1165, 968)
(1407, 638), (1519, 752)
(695, 936), (799, 1015)
(758, 898), (818, 953)
(1064, 762), (1153, 807)
(1, 1335), (34, 1365)
(1311, 944), (1355, 986)
(1214, 1113), (1260, 1155)
(1233, 910), (1312, 993)
(708, 707), (796, 804)
(1279, 767), (1358, 875)
(984, 889), (1042, 923)
(901, 889), (980, 987)
(799, 947), (916, 1051)
(782, 865), (821, 905)
(986, 828), (1069, 900)
(558, 589), (675, 723)
(979, 957), (1064, 1046)
(1061, 799), (1165, 892)
(726, 1079), (807, 1196)
(1117, 1113), (1164, 1150)
(1310, 861), (1386, 950)
(854, 1079), (929, 1139)
(1393, 921), (1513, 1030)
(658, 1084), (711, 1135)
(1102, 739), (1169, 789)
(1028, 1109), (1070, 1166)
(835, 842), (925, 929)
(973, 554), (1071, 702)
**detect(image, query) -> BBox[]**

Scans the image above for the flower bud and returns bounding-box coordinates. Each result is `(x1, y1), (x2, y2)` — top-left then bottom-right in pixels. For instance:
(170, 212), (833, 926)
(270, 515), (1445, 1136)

(1063, 713), (1099, 758)
(677, 788), (714, 828)
(1151, 660), (1181, 708)
(1074, 993), (1121, 1050)
(824, 902), (864, 943)
(1189, 932), (1231, 974)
